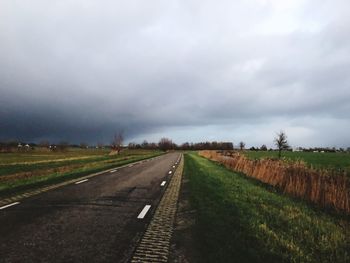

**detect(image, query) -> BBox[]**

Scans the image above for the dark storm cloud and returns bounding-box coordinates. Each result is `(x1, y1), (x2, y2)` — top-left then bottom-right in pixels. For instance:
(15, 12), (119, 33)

(0, 0), (350, 146)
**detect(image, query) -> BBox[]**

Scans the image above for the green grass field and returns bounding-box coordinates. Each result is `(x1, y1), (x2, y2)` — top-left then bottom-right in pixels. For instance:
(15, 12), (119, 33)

(243, 151), (350, 172)
(0, 148), (162, 196)
(0, 148), (109, 164)
(184, 153), (350, 263)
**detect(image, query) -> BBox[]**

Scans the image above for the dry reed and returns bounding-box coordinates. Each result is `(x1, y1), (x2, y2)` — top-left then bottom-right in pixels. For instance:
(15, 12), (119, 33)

(199, 150), (350, 214)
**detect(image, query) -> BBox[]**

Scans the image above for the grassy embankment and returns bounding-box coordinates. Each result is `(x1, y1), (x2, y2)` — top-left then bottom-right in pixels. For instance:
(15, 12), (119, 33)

(184, 152), (350, 263)
(244, 151), (350, 173)
(0, 148), (162, 196)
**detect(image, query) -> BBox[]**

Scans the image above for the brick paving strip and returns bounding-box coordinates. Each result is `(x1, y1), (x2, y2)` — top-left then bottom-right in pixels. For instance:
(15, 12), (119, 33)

(131, 154), (184, 263)
(0, 156), (161, 207)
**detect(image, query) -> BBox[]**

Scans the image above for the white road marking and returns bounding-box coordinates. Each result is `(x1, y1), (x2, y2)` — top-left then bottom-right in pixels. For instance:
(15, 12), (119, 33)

(0, 202), (20, 210)
(161, 181), (166, 186)
(137, 205), (151, 219)
(110, 169), (117, 173)
(168, 171), (172, 174)
(75, 179), (89, 185)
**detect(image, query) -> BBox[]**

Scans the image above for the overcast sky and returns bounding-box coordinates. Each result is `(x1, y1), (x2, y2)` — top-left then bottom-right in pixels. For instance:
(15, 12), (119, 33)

(1, 0), (349, 147)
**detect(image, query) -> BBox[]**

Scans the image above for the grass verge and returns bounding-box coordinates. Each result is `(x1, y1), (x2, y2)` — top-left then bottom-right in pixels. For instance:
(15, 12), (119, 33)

(184, 152), (350, 263)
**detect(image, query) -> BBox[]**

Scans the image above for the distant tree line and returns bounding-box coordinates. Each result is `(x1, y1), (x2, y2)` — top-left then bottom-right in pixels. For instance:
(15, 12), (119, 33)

(178, 141), (233, 150)
(128, 138), (233, 151)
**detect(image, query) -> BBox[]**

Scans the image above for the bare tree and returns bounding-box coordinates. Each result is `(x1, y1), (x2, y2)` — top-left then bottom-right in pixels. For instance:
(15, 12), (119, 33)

(260, 144), (268, 151)
(128, 142), (136, 149)
(141, 140), (149, 149)
(274, 131), (289, 159)
(158, 138), (173, 151)
(111, 130), (124, 153)
(239, 141), (245, 151)
(149, 142), (158, 149)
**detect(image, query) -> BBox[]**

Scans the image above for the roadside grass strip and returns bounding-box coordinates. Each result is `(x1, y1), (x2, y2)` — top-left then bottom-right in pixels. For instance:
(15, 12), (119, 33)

(185, 153), (350, 263)
(131, 154), (183, 263)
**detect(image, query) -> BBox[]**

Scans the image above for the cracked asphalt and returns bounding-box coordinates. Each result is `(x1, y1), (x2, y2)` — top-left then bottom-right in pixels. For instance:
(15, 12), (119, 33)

(0, 152), (180, 263)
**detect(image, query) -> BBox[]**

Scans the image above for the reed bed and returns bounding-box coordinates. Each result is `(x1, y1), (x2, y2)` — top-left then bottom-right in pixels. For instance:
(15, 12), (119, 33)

(199, 150), (350, 214)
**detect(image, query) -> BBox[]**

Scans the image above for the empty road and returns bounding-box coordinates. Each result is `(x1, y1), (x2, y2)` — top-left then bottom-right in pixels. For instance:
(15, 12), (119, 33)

(0, 152), (180, 263)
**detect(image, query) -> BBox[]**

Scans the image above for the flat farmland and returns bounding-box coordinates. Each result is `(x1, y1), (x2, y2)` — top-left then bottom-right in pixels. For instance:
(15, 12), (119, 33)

(0, 148), (162, 196)
(0, 148), (109, 164)
(244, 151), (350, 173)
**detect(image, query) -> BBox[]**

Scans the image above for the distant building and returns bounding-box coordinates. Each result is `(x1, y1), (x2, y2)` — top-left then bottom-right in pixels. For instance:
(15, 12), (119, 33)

(292, 147), (303, 152)
(17, 143), (23, 151)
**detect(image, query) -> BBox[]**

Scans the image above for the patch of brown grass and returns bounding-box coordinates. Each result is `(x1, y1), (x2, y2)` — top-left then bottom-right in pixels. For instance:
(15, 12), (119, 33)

(0, 164), (84, 183)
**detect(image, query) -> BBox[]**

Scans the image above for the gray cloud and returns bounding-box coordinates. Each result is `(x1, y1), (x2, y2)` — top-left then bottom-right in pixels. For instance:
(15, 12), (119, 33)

(0, 0), (349, 147)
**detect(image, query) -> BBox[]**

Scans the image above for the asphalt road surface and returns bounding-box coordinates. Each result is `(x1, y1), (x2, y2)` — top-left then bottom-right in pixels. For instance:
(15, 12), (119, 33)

(0, 152), (180, 263)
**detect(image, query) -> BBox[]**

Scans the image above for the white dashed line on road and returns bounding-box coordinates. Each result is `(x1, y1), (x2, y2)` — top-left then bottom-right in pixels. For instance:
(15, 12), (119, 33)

(75, 179), (89, 185)
(161, 181), (166, 186)
(0, 202), (20, 210)
(137, 205), (151, 219)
